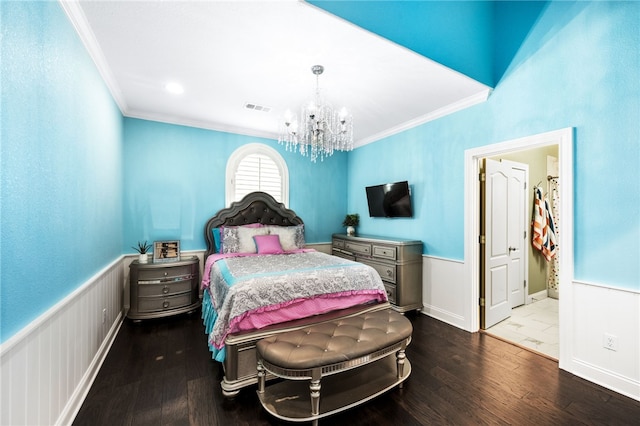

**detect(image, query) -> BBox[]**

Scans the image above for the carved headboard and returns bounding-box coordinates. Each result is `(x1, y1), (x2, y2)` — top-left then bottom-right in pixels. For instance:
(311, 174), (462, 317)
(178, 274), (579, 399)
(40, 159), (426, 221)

(203, 192), (303, 258)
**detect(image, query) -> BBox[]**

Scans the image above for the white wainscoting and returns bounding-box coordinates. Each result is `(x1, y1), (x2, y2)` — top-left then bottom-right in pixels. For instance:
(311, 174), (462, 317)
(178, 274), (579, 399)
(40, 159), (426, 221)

(421, 255), (468, 330)
(0, 257), (124, 426)
(565, 280), (640, 401)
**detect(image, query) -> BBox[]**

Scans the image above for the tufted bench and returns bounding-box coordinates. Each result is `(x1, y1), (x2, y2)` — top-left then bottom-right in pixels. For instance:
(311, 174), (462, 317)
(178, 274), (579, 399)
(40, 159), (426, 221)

(256, 309), (412, 425)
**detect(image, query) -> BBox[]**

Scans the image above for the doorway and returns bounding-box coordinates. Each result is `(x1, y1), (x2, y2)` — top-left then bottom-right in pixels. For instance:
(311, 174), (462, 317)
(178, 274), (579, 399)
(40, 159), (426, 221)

(464, 128), (574, 368)
(480, 158), (529, 330)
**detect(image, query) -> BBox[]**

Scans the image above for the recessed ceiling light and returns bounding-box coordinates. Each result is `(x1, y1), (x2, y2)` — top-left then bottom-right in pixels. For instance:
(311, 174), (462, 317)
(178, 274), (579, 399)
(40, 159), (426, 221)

(165, 82), (184, 94)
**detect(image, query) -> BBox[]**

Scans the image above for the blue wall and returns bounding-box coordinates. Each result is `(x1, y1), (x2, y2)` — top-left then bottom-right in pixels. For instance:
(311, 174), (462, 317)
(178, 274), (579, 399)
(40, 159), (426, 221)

(2, 0), (638, 345)
(122, 118), (349, 252)
(341, 1), (639, 291)
(1, 1), (124, 343)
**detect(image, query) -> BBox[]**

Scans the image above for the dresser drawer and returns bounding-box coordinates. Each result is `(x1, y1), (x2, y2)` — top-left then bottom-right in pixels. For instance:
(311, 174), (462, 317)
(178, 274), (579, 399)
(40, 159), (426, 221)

(137, 279), (193, 297)
(138, 293), (192, 313)
(383, 283), (397, 304)
(345, 241), (372, 256)
(138, 265), (194, 283)
(359, 258), (396, 283)
(332, 238), (345, 249)
(332, 249), (355, 261)
(373, 245), (396, 261)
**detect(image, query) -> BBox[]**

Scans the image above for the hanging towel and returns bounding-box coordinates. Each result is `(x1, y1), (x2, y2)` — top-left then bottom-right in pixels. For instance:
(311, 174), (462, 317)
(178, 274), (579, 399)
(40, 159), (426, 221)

(532, 187), (545, 251)
(542, 197), (557, 261)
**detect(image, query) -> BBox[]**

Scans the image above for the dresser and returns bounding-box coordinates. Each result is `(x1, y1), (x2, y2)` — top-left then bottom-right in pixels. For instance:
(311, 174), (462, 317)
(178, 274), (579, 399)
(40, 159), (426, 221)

(128, 256), (201, 320)
(332, 234), (423, 312)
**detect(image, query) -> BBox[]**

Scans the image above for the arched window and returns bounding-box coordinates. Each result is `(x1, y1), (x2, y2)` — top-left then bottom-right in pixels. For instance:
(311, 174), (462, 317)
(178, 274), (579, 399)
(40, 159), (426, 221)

(226, 143), (289, 206)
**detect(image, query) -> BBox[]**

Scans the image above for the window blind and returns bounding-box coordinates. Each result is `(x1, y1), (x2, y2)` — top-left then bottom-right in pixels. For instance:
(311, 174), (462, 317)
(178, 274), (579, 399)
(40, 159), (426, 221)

(234, 153), (282, 202)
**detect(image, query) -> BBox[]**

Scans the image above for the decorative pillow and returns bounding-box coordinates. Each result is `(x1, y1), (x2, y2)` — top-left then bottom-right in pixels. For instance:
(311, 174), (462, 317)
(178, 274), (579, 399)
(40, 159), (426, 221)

(266, 224), (305, 251)
(212, 228), (222, 252)
(253, 234), (284, 254)
(220, 226), (240, 253)
(219, 224), (265, 253)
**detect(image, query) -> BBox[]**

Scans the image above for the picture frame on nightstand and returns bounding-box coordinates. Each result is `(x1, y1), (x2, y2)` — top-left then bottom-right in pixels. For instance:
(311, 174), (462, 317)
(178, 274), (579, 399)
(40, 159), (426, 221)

(153, 240), (180, 263)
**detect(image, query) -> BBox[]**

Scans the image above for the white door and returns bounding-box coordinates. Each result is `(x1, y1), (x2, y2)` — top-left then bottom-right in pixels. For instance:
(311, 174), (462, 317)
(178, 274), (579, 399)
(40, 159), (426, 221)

(503, 160), (528, 309)
(483, 158), (512, 328)
(482, 158), (529, 328)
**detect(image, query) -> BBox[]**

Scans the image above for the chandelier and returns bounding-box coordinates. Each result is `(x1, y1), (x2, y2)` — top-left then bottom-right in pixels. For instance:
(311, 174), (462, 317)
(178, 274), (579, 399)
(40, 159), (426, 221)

(278, 65), (353, 162)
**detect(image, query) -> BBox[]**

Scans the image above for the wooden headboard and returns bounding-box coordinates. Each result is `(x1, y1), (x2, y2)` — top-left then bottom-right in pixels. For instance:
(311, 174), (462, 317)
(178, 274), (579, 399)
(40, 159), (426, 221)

(203, 192), (303, 258)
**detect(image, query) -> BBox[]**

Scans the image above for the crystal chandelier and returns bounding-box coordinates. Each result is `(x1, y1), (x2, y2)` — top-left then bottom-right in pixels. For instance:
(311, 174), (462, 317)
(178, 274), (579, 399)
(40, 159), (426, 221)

(278, 65), (353, 162)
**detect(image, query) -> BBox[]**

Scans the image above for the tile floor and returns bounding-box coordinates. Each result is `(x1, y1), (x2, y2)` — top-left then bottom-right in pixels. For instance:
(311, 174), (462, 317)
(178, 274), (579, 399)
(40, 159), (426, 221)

(485, 297), (559, 360)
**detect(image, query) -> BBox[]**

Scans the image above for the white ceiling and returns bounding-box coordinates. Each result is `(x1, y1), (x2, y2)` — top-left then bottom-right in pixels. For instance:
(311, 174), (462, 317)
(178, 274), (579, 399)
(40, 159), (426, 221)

(63, 0), (491, 147)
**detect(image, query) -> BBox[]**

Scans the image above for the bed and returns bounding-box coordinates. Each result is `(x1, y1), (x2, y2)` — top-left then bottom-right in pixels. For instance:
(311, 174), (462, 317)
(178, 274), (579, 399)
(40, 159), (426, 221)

(201, 191), (390, 397)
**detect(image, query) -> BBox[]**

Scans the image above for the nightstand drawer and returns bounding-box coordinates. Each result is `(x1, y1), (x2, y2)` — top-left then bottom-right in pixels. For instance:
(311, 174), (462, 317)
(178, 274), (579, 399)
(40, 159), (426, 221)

(137, 279), (192, 297)
(345, 241), (371, 256)
(138, 265), (194, 282)
(138, 293), (192, 313)
(383, 283), (396, 304)
(373, 245), (396, 260)
(359, 259), (396, 283)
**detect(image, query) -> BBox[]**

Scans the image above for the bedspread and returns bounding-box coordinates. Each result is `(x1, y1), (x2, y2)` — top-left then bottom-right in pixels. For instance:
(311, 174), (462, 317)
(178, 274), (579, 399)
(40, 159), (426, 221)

(202, 251), (387, 361)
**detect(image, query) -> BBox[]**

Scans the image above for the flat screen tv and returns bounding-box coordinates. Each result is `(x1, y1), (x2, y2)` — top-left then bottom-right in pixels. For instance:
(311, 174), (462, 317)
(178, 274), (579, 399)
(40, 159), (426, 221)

(365, 181), (413, 218)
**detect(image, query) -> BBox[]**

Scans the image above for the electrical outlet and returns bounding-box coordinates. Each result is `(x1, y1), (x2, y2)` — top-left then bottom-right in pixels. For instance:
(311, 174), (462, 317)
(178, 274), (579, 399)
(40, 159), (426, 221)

(603, 333), (618, 351)
(102, 308), (107, 324)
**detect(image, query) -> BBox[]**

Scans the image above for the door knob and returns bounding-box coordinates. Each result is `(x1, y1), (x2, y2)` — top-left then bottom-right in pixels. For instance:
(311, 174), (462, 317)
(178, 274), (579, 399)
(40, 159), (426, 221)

(509, 247), (516, 253)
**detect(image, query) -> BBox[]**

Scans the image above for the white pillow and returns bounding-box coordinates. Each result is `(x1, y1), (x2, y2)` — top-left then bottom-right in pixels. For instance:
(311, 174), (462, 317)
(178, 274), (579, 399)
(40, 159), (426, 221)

(266, 225), (305, 251)
(237, 226), (269, 253)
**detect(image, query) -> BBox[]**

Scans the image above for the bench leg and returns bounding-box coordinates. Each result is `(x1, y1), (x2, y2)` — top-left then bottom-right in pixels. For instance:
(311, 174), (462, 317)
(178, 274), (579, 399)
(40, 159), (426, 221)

(396, 349), (406, 388)
(256, 360), (265, 394)
(309, 378), (321, 418)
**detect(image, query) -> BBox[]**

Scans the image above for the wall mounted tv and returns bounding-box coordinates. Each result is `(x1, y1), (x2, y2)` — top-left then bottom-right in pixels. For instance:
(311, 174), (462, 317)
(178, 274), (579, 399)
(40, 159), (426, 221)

(365, 181), (413, 218)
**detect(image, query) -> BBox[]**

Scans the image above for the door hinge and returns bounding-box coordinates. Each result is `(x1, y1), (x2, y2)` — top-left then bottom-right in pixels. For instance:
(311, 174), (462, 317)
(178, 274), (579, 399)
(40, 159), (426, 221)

(524, 182), (527, 190)
(479, 298), (485, 307)
(479, 172), (486, 182)
(524, 279), (527, 288)
(524, 230), (527, 239)
(479, 235), (486, 244)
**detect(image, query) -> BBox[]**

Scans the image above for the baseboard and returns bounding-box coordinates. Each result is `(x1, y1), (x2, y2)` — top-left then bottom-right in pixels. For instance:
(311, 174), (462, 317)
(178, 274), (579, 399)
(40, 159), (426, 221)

(56, 312), (124, 425)
(527, 289), (548, 304)
(569, 358), (640, 402)
(420, 304), (466, 330)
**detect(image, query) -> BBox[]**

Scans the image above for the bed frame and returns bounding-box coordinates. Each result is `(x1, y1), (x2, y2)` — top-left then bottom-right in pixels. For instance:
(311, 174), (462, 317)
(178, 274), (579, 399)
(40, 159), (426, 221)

(202, 192), (390, 397)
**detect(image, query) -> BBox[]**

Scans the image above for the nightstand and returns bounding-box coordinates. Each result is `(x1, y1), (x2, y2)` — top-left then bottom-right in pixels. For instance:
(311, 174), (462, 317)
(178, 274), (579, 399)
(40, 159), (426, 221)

(128, 255), (200, 320)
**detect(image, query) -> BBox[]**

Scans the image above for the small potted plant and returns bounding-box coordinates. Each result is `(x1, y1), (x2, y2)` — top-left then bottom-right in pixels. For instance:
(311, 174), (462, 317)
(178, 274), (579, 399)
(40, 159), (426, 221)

(132, 241), (152, 264)
(342, 214), (359, 236)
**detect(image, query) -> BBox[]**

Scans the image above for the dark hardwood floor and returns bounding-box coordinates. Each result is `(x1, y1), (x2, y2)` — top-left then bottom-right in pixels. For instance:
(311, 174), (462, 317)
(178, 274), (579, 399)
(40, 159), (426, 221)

(73, 310), (640, 426)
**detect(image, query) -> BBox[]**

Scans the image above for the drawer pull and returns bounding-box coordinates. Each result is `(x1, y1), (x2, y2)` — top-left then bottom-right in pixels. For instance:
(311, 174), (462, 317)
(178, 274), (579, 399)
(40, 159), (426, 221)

(162, 286), (169, 294)
(163, 272), (168, 276)
(386, 269), (393, 277)
(162, 300), (170, 309)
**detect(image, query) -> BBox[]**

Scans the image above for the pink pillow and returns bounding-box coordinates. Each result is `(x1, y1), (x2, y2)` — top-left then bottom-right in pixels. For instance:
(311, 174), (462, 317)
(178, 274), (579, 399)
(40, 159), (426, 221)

(253, 234), (284, 254)
(243, 223), (263, 228)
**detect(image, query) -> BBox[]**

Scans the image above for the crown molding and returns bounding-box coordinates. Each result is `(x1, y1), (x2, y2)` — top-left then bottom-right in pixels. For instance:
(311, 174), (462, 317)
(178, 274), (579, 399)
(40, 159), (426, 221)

(354, 88), (492, 148)
(59, 1), (128, 113)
